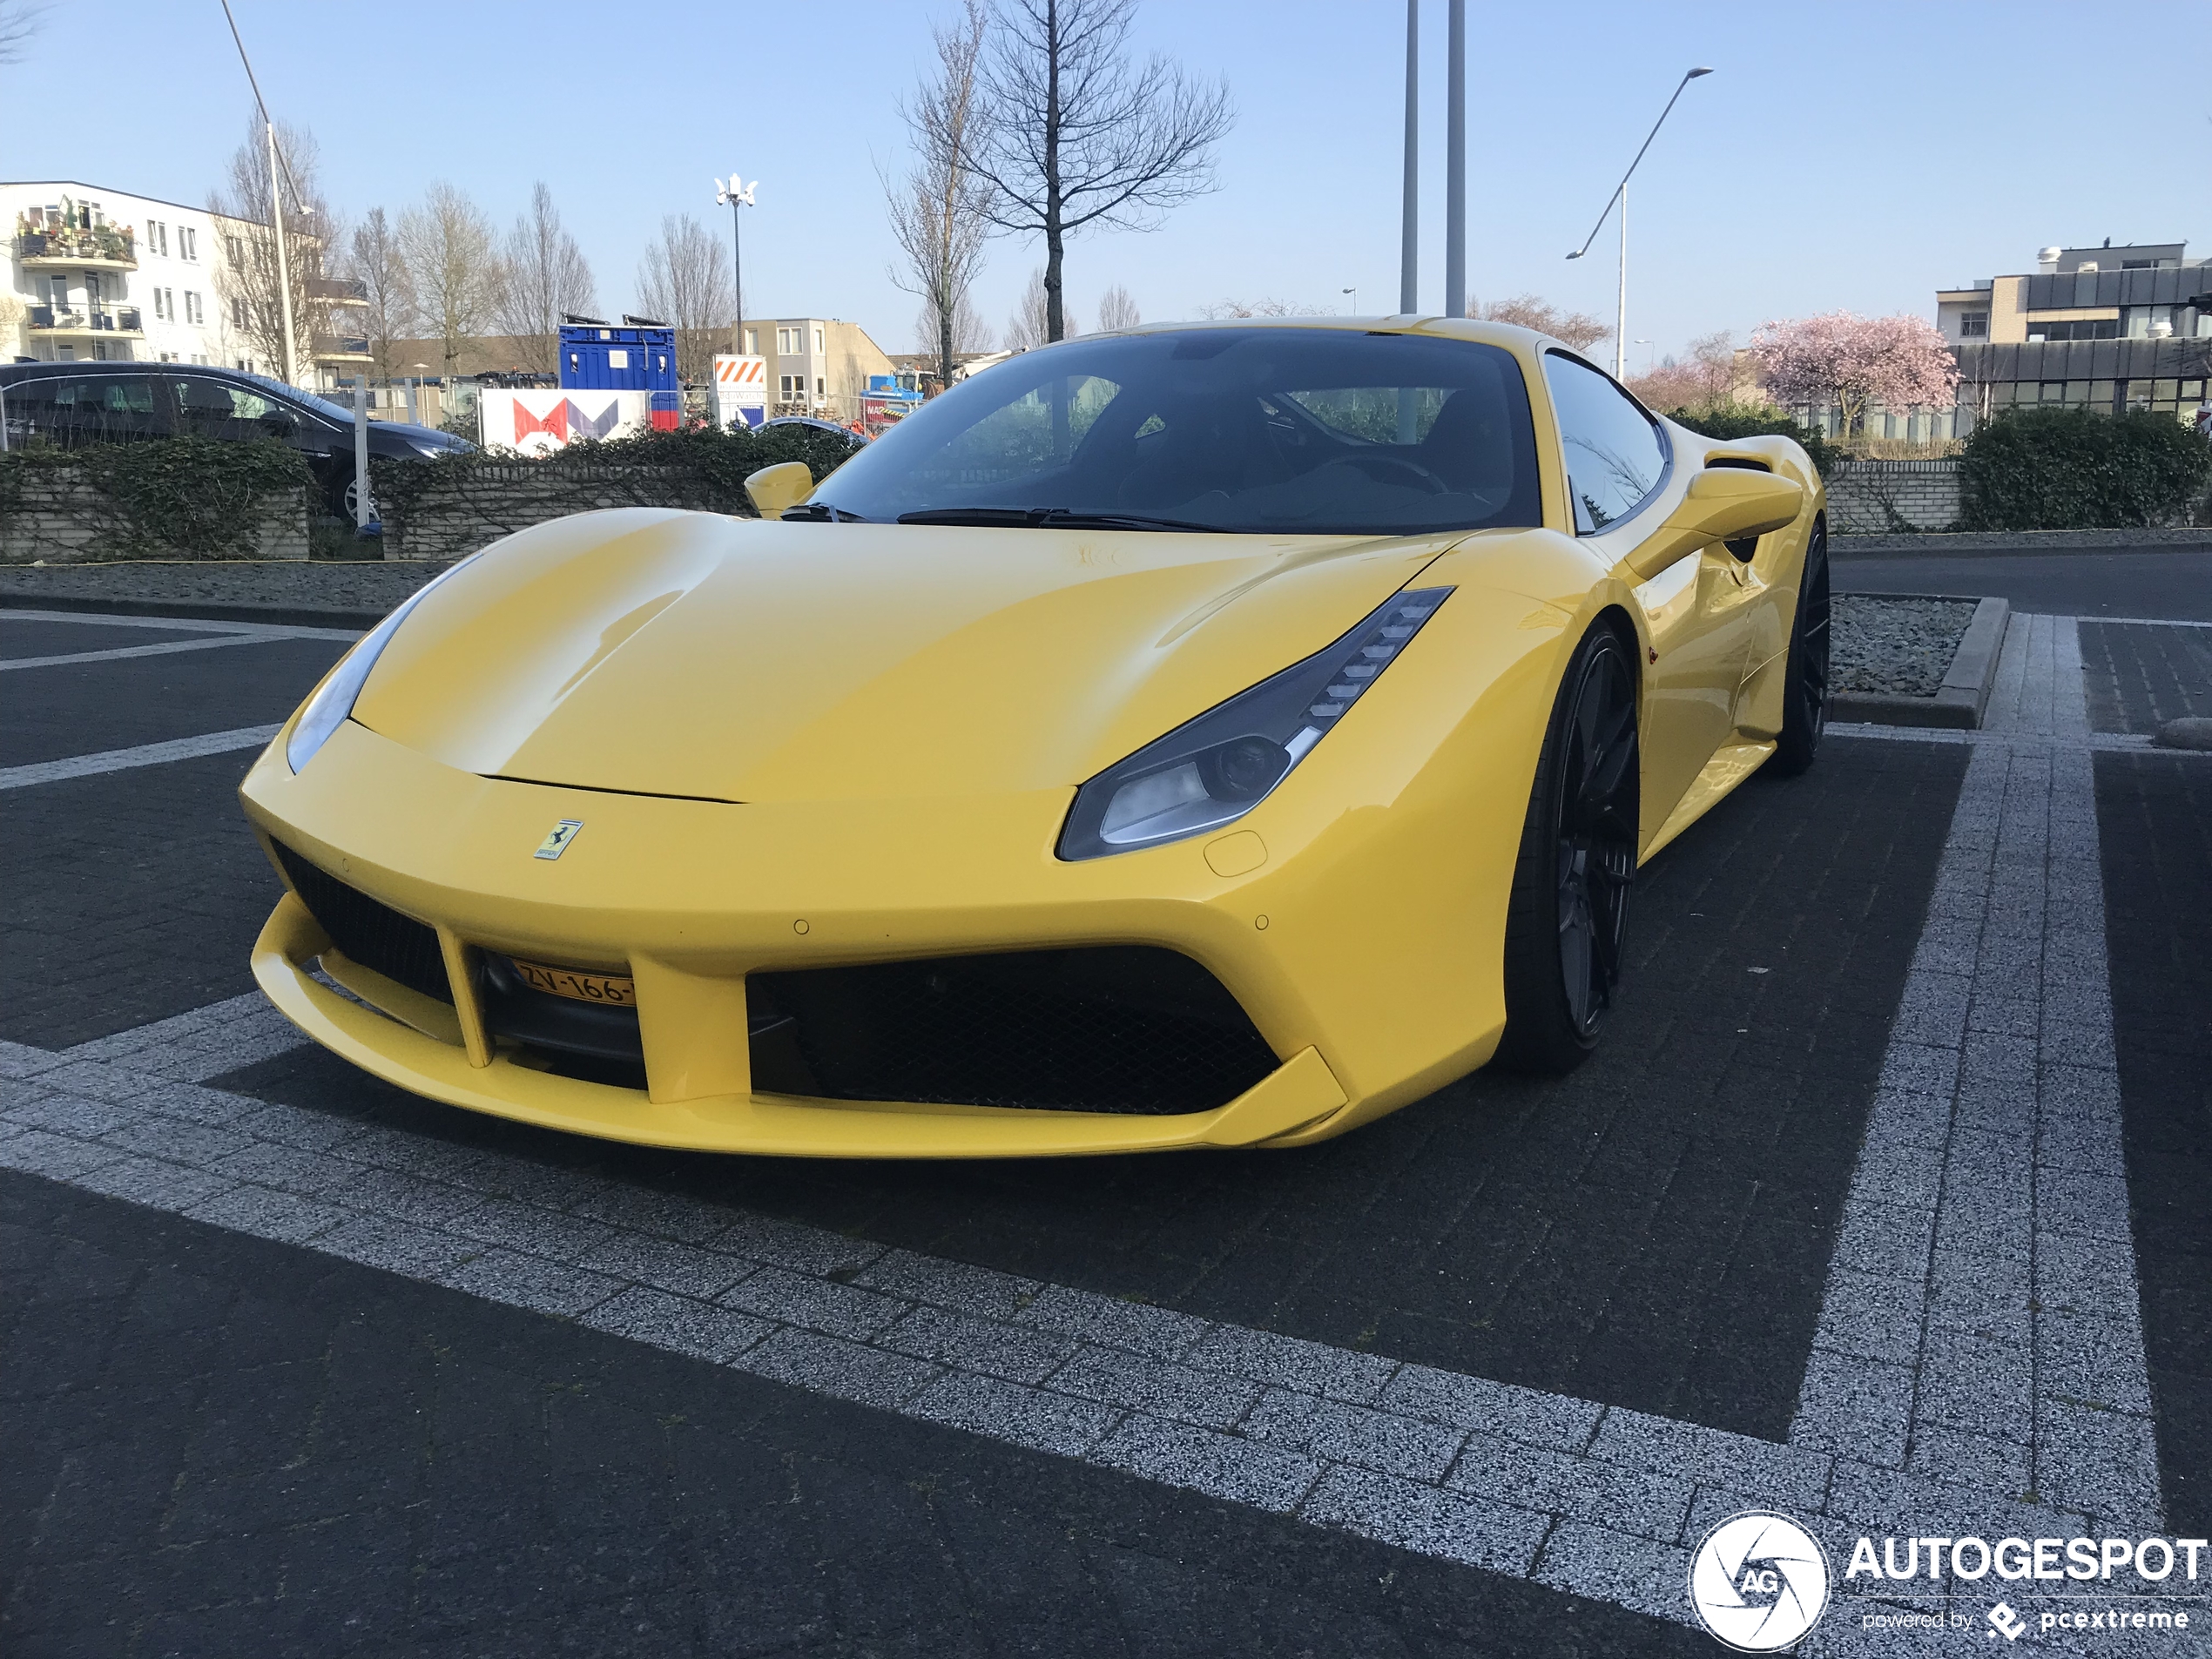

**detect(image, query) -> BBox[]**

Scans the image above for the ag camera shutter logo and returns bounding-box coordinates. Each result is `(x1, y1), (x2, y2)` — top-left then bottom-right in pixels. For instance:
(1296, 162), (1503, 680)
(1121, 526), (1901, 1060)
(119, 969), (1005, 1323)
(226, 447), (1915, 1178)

(1689, 1511), (1832, 1651)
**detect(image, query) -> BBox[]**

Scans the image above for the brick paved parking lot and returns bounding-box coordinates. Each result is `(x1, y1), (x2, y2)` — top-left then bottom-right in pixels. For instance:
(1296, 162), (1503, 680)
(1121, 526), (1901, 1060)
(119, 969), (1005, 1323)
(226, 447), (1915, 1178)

(3, 598), (2209, 1656)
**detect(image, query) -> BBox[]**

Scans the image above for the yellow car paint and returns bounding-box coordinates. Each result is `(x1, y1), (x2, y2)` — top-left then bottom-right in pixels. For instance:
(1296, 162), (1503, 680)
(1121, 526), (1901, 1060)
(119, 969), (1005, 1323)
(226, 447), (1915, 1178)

(239, 318), (1825, 1159)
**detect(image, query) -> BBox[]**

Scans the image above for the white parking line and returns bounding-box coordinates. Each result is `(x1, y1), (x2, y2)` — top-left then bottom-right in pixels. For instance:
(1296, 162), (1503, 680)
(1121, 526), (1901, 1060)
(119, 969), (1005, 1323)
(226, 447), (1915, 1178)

(0, 725), (281, 790)
(0, 616), (2170, 1649)
(0, 635), (282, 672)
(0, 606), (363, 641)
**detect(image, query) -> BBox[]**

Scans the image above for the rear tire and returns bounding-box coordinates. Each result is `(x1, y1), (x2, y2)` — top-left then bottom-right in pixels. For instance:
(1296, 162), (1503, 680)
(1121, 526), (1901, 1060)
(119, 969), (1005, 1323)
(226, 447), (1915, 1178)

(1769, 517), (1829, 776)
(1491, 624), (1640, 1075)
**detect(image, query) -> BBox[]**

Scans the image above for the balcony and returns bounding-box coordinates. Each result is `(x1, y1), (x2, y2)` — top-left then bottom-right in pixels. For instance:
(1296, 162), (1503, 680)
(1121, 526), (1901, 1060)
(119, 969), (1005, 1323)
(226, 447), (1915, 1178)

(29, 303), (145, 338)
(16, 230), (138, 270)
(313, 334), (373, 361)
(308, 276), (370, 308)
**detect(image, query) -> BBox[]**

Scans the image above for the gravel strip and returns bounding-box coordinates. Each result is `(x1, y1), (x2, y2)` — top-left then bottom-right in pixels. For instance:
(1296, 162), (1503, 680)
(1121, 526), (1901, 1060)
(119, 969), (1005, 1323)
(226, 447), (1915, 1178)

(0, 559), (457, 617)
(1831, 595), (1979, 698)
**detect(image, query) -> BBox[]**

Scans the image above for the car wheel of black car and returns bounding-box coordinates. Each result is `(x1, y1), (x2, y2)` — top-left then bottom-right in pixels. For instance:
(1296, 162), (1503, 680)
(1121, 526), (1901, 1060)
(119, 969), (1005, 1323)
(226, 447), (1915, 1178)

(1492, 624), (1640, 1076)
(1769, 517), (1830, 777)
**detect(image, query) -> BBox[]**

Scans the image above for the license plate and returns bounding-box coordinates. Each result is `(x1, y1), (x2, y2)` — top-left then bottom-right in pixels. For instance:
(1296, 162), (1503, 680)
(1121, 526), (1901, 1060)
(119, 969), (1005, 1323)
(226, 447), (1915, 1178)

(512, 959), (636, 1007)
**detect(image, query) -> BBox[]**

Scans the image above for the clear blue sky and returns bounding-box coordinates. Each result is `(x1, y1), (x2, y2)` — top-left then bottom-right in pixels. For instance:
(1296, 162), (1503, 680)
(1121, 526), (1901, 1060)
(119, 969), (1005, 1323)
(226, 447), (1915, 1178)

(6, 1), (2205, 365)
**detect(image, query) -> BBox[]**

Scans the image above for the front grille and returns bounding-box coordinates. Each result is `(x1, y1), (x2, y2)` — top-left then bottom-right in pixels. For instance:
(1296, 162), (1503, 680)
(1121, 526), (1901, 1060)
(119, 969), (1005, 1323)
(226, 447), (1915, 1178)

(479, 954), (645, 1088)
(748, 947), (1278, 1115)
(273, 843), (451, 1005)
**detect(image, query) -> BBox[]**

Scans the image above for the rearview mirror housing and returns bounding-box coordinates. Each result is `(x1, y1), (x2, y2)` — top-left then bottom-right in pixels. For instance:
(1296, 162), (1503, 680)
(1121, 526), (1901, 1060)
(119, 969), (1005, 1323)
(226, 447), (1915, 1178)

(744, 461), (814, 516)
(1621, 468), (1805, 583)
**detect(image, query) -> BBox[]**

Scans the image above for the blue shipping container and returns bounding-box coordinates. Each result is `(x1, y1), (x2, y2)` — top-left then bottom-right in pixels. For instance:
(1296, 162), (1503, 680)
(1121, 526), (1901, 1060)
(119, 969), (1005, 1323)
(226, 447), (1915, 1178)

(558, 323), (678, 393)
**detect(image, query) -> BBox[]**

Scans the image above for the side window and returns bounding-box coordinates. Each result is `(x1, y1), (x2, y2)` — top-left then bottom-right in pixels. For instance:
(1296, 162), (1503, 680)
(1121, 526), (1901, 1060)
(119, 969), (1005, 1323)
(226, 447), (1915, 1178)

(1543, 353), (1666, 533)
(168, 375), (295, 439)
(4, 375), (158, 444)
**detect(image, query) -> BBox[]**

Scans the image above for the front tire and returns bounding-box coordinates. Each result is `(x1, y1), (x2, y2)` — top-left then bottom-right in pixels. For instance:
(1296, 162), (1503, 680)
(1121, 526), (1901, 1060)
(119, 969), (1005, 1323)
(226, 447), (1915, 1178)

(1769, 517), (1829, 776)
(1492, 624), (1641, 1075)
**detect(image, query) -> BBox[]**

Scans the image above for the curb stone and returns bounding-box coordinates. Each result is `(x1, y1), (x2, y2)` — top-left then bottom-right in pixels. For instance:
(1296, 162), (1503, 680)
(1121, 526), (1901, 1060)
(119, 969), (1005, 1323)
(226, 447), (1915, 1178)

(1830, 597), (2011, 730)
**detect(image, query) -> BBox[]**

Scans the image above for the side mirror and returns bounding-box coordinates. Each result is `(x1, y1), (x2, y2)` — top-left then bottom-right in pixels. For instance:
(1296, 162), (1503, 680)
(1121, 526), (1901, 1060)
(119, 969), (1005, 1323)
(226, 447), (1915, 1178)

(1622, 467), (1804, 583)
(744, 461), (814, 516)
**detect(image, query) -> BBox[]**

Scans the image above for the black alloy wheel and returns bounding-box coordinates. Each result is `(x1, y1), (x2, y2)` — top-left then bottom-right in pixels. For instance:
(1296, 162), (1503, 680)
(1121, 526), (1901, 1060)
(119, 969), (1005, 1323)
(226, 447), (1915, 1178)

(1770, 517), (1830, 776)
(1493, 625), (1641, 1074)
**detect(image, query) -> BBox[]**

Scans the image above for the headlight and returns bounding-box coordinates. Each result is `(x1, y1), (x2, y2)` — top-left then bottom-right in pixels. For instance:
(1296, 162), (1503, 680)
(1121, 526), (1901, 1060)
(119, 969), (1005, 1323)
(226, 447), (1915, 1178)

(1058, 586), (1452, 860)
(285, 557), (475, 772)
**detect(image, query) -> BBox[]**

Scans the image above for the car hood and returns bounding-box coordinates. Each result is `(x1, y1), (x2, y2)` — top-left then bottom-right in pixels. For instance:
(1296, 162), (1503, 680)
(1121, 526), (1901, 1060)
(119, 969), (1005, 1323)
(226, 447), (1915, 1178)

(364, 419), (471, 455)
(350, 508), (1463, 803)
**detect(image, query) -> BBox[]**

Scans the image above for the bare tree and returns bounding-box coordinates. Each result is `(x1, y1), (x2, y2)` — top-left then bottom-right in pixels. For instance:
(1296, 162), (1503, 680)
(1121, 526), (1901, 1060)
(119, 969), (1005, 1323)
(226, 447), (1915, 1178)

(1479, 294), (1608, 354)
(398, 184), (504, 381)
(636, 213), (731, 383)
(1197, 297), (1322, 319)
(1095, 282), (1139, 331)
(495, 182), (597, 376)
(1007, 266), (1082, 349)
(209, 114), (340, 383)
(887, 0), (994, 391)
(914, 294), (995, 358)
(964, 0), (1232, 343)
(348, 206), (416, 383)
(0, 0), (45, 64)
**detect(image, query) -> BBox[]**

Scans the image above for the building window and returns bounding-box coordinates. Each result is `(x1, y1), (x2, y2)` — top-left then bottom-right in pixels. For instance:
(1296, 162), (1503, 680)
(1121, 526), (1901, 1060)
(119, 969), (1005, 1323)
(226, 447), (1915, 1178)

(230, 296), (246, 327)
(191, 354), (208, 366)
(236, 357), (253, 373)
(777, 327), (799, 355)
(226, 234), (243, 265)
(153, 288), (169, 321)
(779, 374), (797, 399)
(185, 292), (204, 326)
(744, 328), (758, 354)
(815, 376), (825, 396)
(1960, 311), (1988, 338)
(813, 327), (825, 354)
(147, 219), (166, 256)
(179, 226), (197, 260)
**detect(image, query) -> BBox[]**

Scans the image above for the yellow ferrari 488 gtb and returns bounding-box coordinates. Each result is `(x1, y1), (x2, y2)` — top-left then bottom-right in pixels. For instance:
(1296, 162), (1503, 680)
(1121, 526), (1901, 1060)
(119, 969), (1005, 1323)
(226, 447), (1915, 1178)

(240, 319), (1827, 1158)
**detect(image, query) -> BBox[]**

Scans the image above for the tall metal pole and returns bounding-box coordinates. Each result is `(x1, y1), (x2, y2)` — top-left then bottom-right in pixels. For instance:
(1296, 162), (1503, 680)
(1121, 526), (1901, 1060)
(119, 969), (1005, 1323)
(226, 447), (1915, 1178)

(266, 119), (297, 387)
(1615, 183), (1627, 378)
(1399, 0), (1419, 314)
(730, 198), (743, 353)
(1564, 67), (1712, 370)
(1444, 0), (1466, 319)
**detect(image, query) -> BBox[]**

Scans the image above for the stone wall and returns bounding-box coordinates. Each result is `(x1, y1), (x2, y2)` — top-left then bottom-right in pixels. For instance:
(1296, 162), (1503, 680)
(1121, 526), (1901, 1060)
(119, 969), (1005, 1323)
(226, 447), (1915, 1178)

(382, 463), (751, 562)
(1823, 459), (1961, 536)
(0, 462), (308, 563)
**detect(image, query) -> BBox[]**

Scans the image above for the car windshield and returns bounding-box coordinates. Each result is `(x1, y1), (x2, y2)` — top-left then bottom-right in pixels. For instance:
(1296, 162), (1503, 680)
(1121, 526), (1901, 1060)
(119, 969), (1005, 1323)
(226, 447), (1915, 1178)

(812, 327), (1542, 536)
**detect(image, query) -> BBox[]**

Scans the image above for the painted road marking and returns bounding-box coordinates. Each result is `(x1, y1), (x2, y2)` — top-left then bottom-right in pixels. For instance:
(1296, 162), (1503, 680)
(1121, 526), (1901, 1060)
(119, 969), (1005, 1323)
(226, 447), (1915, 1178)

(0, 607), (363, 640)
(0, 725), (281, 791)
(0, 635), (293, 672)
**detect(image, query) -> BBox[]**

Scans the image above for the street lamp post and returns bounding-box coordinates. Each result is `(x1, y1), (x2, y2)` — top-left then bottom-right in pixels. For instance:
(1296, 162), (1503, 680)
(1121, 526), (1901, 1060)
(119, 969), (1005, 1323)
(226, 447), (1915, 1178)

(715, 175), (756, 354)
(1566, 66), (1712, 379)
(1342, 287), (1358, 314)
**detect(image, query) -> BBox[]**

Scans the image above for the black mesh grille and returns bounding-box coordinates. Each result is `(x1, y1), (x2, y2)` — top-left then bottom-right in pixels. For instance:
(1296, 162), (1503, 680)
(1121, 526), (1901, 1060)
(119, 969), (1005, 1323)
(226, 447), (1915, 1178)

(273, 842), (452, 1005)
(748, 947), (1278, 1115)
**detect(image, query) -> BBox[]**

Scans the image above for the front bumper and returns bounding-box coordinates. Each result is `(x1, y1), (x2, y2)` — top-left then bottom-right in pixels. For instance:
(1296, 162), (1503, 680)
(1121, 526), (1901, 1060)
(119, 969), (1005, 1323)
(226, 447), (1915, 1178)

(240, 698), (1521, 1157)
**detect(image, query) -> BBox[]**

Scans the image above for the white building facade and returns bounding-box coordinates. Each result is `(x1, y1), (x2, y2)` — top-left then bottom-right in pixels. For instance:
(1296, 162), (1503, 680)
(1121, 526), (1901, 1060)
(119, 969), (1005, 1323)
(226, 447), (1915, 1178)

(4, 179), (368, 386)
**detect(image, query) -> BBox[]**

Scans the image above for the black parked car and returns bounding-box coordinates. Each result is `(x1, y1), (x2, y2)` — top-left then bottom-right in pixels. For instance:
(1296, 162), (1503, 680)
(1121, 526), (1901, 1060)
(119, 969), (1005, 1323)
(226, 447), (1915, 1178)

(0, 361), (473, 523)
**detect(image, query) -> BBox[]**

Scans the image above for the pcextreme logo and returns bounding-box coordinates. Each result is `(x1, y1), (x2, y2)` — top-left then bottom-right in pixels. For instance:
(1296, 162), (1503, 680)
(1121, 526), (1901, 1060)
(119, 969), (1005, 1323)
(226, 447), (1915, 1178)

(1689, 1512), (1831, 1651)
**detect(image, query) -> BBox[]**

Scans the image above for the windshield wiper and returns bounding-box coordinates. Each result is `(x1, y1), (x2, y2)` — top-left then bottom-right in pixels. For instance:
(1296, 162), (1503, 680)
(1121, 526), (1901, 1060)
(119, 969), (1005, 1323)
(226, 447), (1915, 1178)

(895, 506), (1225, 532)
(780, 502), (868, 522)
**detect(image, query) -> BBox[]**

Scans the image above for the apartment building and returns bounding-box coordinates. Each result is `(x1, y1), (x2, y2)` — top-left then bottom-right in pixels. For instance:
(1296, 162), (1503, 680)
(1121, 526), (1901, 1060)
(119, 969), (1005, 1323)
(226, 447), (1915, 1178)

(3, 180), (368, 387)
(734, 316), (896, 421)
(1934, 241), (2209, 427)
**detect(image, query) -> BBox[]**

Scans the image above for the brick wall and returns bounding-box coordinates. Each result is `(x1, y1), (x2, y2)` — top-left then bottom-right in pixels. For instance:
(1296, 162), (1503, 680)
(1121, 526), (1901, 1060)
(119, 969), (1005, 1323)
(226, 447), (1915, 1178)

(0, 465), (307, 563)
(1824, 459), (1961, 535)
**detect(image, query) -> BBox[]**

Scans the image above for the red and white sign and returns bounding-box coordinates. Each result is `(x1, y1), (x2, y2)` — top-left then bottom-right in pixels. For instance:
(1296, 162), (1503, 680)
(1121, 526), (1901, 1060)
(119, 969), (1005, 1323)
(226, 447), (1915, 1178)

(711, 354), (768, 430)
(478, 388), (651, 455)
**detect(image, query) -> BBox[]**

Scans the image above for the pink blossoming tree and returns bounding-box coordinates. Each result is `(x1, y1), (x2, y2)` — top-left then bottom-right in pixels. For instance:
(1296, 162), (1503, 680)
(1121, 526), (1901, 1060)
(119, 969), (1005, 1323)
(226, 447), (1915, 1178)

(1750, 311), (1959, 437)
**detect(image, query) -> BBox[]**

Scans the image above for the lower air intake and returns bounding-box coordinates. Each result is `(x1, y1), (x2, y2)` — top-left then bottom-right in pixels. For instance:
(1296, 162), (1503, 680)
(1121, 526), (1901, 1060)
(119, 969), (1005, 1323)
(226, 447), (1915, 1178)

(747, 947), (1278, 1116)
(272, 843), (452, 1005)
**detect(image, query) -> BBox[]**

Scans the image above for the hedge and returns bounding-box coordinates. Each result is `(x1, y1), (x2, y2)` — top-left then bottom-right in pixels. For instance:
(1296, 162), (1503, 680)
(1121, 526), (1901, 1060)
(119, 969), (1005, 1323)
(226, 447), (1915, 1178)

(0, 437), (312, 560)
(1662, 403), (1841, 476)
(1958, 406), (2211, 530)
(374, 421), (867, 523)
